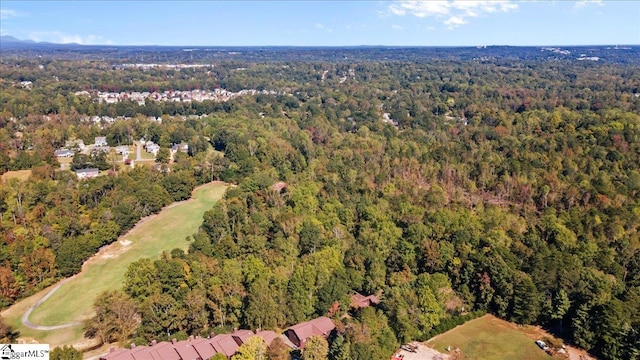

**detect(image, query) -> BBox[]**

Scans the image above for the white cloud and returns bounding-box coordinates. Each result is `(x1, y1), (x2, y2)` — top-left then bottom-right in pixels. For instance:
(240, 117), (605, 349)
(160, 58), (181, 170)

(444, 16), (467, 29)
(1, 8), (21, 19)
(29, 31), (113, 45)
(315, 23), (333, 32)
(574, 0), (603, 8)
(392, 24), (404, 30)
(388, 0), (518, 29)
(389, 1), (451, 17)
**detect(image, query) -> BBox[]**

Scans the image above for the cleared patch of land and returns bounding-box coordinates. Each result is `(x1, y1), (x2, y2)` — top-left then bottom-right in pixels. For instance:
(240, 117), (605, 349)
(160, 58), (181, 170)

(1, 169), (32, 182)
(427, 315), (555, 360)
(1, 181), (227, 348)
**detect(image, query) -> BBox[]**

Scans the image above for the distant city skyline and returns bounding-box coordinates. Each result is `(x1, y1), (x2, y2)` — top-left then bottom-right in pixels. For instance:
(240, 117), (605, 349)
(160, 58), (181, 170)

(1, 1), (638, 47)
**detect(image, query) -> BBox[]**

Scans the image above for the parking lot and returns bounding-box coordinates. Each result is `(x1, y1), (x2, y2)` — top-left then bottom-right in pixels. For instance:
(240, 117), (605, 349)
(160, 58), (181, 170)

(391, 342), (450, 360)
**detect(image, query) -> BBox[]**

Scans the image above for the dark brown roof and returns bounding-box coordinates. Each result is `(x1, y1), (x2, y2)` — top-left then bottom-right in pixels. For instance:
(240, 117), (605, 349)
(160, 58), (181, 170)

(286, 316), (335, 344)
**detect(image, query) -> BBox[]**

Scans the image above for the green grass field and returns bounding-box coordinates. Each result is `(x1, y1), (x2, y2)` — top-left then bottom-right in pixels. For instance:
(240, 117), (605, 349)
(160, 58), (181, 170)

(2, 181), (227, 347)
(139, 149), (156, 160)
(428, 315), (552, 360)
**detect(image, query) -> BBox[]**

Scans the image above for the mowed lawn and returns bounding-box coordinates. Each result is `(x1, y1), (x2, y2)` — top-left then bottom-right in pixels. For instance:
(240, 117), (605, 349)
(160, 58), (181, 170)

(3, 182), (227, 346)
(428, 315), (551, 360)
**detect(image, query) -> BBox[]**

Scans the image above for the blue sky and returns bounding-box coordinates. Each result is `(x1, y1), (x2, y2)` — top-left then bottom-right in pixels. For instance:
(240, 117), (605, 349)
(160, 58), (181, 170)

(1, 1), (638, 46)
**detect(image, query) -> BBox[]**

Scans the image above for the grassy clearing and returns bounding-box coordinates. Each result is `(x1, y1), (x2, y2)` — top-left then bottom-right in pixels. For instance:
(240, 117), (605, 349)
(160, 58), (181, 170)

(2, 181), (227, 347)
(1, 169), (32, 182)
(58, 157), (73, 171)
(140, 149), (156, 160)
(1, 286), (85, 347)
(428, 315), (552, 360)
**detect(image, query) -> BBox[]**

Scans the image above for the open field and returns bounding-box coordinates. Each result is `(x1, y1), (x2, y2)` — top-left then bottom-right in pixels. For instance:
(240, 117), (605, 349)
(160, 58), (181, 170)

(427, 315), (556, 360)
(1, 181), (228, 348)
(139, 149), (156, 160)
(58, 157), (73, 170)
(1, 169), (32, 182)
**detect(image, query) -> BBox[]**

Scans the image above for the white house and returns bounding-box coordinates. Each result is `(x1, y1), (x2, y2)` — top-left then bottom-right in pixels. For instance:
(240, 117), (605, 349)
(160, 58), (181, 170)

(54, 149), (74, 158)
(75, 168), (99, 180)
(95, 136), (108, 146)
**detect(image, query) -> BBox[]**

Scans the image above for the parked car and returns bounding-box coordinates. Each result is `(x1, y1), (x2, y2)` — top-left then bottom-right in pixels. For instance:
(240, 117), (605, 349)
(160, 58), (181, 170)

(535, 340), (549, 350)
(401, 344), (418, 353)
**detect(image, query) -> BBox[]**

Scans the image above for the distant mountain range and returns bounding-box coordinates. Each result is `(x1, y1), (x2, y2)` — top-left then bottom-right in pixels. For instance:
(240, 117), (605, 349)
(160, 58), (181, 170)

(0, 35), (36, 44)
(1, 35), (639, 66)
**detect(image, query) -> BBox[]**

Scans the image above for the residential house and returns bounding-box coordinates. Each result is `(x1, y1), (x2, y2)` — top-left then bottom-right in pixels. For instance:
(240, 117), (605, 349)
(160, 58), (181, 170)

(146, 142), (160, 155)
(65, 139), (86, 150)
(75, 168), (99, 180)
(171, 143), (189, 153)
(351, 292), (380, 309)
(100, 317), (333, 360)
(115, 145), (130, 155)
(209, 334), (239, 358)
(54, 149), (75, 158)
(231, 329), (254, 346)
(284, 316), (335, 349)
(95, 136), (108, 146)
(253, 330), (279, 347)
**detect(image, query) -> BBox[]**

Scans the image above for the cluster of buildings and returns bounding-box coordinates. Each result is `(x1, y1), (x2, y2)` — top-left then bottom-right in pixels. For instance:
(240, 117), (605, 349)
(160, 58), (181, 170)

(54, 135), (191, 178)
(54, 137), (132, 179)
(101, 292), (379, 360)
(116, 63), (213, 70)
(54, 137), (109, 158)
(77, 88), (280, 106)
(100, 316), (335, 360)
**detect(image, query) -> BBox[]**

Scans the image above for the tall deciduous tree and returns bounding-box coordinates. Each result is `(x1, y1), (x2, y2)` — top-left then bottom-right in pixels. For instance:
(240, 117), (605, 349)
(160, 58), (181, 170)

(232, 336), (267, 360)
(50, 346), (82, 360)
(302, 335), (329, 360)
(84, 290), (140, 345)
(266, 337), (292, 360)
(0, 315), (19, 342)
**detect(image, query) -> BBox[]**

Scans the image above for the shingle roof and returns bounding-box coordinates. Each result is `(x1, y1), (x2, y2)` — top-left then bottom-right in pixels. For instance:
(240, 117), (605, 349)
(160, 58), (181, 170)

(286, 316), (335, 344)
(75, 168), (99, 173)
(351, 292), (380, 308)
(100, 326), (305, 360)
(210, 334), (239, 357)
(254, 330), (279, 346)
(190, 339), (217, 360)
(149, 342), (180, 360)
(129, 346), (155, 360)
(231, 329), (255, 346)
(171, 342), (200, 360)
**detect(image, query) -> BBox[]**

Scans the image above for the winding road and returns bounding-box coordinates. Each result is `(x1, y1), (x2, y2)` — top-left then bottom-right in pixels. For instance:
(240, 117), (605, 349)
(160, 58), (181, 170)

(21, 278), (83, 330)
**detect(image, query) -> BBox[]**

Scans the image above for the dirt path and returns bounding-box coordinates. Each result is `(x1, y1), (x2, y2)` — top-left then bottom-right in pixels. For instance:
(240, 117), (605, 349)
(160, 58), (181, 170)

(21, 278), (82, 330)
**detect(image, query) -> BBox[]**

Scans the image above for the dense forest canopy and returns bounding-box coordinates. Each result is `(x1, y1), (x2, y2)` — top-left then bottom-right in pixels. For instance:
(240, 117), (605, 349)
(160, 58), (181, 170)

(1, 46), (639, 360)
